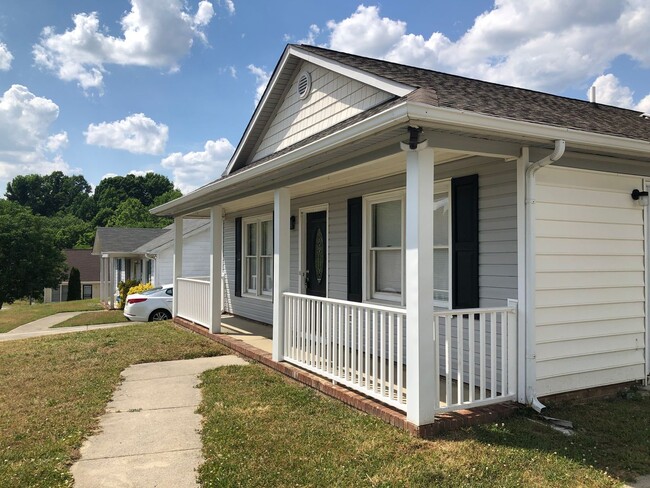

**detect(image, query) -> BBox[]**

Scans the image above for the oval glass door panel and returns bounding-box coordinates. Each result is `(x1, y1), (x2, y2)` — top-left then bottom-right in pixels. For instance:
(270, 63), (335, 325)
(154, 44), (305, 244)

(315, 228), (324, 283)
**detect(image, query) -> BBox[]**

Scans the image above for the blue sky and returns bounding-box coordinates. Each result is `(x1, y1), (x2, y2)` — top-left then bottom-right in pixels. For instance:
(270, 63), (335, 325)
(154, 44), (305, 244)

(0, 0), (648, 195)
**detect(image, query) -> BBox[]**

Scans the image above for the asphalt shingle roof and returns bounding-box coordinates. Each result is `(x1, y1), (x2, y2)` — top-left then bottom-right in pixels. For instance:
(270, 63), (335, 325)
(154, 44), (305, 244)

(92, 227), (168, 255)
(297, 44), (650, 142)
(63, 249), (100, 281)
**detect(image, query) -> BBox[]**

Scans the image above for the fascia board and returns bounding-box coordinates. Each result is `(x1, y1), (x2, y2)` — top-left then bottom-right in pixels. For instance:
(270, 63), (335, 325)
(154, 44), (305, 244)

(408, 103), (650, 157)
(289, 46), (414, 97)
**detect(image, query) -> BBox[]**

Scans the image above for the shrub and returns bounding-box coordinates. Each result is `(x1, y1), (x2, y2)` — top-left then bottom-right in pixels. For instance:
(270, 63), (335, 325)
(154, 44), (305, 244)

(67, 267), (81, 301)
(128, 282), (154, 296)
(117, 279), (139, 310)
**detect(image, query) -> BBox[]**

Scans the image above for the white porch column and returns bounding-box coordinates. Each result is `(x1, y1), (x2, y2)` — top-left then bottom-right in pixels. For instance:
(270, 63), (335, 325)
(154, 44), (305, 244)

(108, 257), (115, 309)
(173, 216), (183, 317)
(99, 256), (104, 303)
(403, 139), (437, 426)
(272, 188), (291, 362)
(209, 206), (223, 334)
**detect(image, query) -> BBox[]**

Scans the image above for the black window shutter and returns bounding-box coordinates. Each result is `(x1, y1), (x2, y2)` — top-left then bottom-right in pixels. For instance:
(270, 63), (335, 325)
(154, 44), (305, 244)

(452, 174), (479, 309)
(347, 197), (363, 302)
(235, 217), (242, 297)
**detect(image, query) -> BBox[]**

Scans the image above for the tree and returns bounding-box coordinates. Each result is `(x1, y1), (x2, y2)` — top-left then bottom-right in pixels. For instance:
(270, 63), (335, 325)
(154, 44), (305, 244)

(107, 197), (172, 228)
(0, 201), (67, 309)
(67, 267), (81, 301)
(48, 214), (95, 249)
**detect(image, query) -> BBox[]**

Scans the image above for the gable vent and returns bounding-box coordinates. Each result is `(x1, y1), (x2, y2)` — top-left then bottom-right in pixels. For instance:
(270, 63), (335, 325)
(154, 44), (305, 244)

(297, 71), (311, 100)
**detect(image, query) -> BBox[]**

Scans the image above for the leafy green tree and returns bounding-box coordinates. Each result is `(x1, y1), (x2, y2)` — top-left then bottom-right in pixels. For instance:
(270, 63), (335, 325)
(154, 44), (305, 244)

(67, 267), (81, 301)
(48, 214), (95, 249)
(107, 197), (172, 228)
(0, 201), (67, 309)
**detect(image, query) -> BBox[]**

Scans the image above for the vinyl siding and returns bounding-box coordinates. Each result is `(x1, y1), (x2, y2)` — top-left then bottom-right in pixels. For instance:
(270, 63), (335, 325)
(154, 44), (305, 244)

(222, 156), (518, 323)
(251, 62), (393, 162)
(535, 166), (646, 396)
(155, 229), (211, 286)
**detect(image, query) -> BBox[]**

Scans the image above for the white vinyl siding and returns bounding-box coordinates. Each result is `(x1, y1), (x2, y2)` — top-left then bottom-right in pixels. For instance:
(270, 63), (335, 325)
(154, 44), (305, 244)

(155, 229), (211, 286)
(535, 166), (646, 396)
(252, 62), (393, 161)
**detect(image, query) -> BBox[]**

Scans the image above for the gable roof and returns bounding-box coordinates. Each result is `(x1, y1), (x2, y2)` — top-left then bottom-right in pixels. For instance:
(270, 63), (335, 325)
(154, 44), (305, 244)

(92, 227), (168, 255)
(133, 218), (210, 254)
(63, 249), (100, 282)
(224, 44), (649, 176)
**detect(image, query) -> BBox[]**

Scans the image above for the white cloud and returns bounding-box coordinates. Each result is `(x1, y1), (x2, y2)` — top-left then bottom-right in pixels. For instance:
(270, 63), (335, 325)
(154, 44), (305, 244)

(85, 113), (168, 155)
(0, 42), (13, 71)
(325, 2), (650, 97)
(33, 0), (215, 91)
(298, 24), (321, 45)
(128, 169), (153, 177)
(589, 74), (650, 112)
(0, 85), (75, 194)
(248, 64), (270, 105)
(222, 0), (235, 15)
(161, 138), (234, 193)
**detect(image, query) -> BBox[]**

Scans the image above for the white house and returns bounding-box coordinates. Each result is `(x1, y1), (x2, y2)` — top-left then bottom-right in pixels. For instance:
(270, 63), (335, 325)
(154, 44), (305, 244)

(151, 44), (650, 431)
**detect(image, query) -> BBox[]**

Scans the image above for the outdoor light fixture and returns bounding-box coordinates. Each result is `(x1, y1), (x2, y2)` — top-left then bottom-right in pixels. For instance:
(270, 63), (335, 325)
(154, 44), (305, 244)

(631, 189), (649, 206)
(290, 215), (296, 230)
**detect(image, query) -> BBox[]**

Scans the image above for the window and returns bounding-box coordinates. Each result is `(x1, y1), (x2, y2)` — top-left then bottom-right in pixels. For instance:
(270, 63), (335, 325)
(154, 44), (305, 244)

(364, 183), (452, 308)
(243, 215), (273, 297)
(365, 191), (405, 303)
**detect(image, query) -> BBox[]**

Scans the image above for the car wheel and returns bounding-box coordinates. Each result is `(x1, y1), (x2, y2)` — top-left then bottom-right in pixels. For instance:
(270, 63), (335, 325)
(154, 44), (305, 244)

(149, 309), (172, 321)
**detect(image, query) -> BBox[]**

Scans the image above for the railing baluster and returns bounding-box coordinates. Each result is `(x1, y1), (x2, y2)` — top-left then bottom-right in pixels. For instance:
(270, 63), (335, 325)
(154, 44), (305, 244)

(500, 311), (507, 397)
(468, 311), (475, 403)
(445, 314), (452, 407)
(388, 312), (394, 401)
(397, 313), (404, 404)
(491, 311), (497, 398)
(480, 313), (486, 400)
(457, 313), (464, 405)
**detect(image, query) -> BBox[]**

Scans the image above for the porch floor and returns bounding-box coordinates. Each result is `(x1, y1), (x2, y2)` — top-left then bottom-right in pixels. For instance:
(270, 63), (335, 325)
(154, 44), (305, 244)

(175, 313), (518, 437)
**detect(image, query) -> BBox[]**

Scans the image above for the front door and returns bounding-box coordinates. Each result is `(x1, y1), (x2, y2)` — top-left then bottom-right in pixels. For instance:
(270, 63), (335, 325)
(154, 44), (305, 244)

(305, 211), (327, 297)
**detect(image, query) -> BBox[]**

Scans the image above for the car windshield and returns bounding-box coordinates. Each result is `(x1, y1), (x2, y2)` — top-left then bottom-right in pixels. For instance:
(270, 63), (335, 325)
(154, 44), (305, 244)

(140, 287), (163, 295)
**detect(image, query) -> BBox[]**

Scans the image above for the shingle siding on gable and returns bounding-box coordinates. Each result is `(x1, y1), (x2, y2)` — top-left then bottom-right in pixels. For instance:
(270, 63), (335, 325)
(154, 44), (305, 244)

(251, 62), (394, 162)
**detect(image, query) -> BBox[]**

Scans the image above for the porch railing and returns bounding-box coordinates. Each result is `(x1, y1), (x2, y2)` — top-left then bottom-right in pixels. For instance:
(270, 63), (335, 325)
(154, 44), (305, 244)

(283, 293), (407, 411)
(283, 293), (517, 415)
(176, 277), (210, 327)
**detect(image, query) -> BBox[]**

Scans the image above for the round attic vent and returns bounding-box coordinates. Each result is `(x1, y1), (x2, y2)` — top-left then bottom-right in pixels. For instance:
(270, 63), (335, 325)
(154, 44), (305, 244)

(297, 71), (311, 99)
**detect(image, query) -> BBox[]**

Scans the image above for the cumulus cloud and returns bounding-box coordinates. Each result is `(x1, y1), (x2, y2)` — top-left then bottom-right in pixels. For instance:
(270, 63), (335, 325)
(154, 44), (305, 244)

(0, 85), (75, 194)
(589, 74), (650, 112)
(248, 64), (270, 105)
(0, 42), (13, 71)
(161, 138), (234, 193)
(221, 0), (235, 15)
(298, 24), (321, 45)
(325, 2), (650, 96)
(33, 0), (215, 91)
(85, 113), (168, 155)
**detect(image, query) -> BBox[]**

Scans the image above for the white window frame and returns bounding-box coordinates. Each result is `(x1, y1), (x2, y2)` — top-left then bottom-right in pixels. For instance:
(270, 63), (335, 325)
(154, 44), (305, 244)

(242, 213), (273, 300)
(363, 189), (406, 305)
(362, 182), (452, 308)
(433, 180), (452, 309)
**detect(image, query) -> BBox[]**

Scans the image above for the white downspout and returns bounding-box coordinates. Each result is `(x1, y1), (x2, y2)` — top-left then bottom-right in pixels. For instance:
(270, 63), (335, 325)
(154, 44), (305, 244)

(525, 139), (566, 411)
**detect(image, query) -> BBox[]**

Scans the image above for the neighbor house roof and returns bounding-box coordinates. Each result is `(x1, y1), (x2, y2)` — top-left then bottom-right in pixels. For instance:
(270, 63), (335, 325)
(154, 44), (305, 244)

(92, 227), (168, 255)
(63, 249), (100, 282)
(133, 219), (210, 254)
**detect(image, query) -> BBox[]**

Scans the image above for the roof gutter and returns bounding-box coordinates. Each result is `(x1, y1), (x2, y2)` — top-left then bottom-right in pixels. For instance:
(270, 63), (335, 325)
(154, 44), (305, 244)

(524, 139), (566, 412)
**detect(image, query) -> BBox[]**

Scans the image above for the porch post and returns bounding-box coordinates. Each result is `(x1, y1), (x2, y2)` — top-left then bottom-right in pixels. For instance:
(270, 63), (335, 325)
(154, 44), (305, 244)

(209, 206), (223, 334)
(109, 257), (115, 309)
(272, 188), (290, 362)
(99, 256), (104, 303)
(173, 216), (183, 318)
(402, 139), (437, 426)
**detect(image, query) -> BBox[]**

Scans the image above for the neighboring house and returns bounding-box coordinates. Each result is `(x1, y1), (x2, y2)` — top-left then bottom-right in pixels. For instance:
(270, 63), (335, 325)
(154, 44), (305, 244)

(44, 249), (100, 302)
(151, 44), (650, 431)
(133, 218), (212, 286)
(92, 227), (167, 309)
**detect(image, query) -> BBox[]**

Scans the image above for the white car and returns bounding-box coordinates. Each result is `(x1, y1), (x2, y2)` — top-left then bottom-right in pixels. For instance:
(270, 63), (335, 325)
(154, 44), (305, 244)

(124, 284), (173, 322)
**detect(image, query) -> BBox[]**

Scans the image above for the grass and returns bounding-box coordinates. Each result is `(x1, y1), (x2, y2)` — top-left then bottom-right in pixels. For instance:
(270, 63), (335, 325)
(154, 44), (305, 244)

(52, 310), (128, 328)
(0, 299), (103, 333)
(0, 323), (227, 487)
(199, 365), (649, 487)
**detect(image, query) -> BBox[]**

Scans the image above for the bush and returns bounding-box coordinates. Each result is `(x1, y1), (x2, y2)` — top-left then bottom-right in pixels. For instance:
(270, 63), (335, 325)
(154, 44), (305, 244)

(67, 267), (81, 301)
(117, 279), (139, 310)
(128, 282), (154, 296)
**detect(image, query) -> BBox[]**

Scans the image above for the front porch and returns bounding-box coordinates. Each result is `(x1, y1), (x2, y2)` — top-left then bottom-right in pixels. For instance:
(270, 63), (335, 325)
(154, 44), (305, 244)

(174, 276), (518, 425)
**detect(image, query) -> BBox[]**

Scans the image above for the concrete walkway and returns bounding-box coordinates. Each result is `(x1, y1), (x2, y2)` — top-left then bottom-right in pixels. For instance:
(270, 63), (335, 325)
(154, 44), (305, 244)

(72, 355), (248, 488)
(0, 312), (132, 342)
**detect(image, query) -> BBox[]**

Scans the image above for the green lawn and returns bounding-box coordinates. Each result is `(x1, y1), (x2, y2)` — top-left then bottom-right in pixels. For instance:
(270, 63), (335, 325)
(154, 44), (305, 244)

(199, 365), (649, 487)
(0, 323), (227, 487)
(52, 310), (128, 328)
(0, 299), (103, 333)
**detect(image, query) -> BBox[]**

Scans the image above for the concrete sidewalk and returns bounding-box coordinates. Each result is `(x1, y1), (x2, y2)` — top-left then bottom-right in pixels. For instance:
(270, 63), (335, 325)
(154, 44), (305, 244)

(0, 312), (132, 342)
(71, 355), (248, 488)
